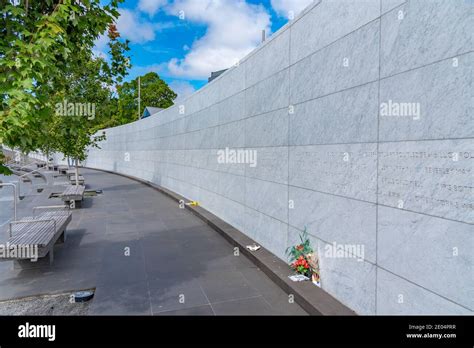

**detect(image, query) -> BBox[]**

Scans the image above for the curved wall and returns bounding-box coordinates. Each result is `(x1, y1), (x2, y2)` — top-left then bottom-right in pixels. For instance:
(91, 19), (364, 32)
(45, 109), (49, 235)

(85, 0), (473, 314)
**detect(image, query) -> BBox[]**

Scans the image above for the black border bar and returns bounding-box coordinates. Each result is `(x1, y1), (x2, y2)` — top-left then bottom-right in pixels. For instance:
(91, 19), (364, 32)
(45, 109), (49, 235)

(0, 315), (472, 346)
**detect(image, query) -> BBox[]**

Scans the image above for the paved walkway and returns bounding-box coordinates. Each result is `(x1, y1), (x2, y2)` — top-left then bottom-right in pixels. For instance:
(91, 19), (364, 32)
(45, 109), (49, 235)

(0, 168), (306, 315)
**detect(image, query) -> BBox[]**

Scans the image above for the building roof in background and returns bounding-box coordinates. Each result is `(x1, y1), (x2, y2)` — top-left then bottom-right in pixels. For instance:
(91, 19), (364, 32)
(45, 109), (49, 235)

(142, 106), (163, 119)
(208, 69), (228, 83)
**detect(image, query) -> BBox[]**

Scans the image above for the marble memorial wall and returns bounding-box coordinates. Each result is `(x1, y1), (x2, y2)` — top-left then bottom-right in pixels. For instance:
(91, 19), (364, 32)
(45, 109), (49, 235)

(85, 0), (473, 314)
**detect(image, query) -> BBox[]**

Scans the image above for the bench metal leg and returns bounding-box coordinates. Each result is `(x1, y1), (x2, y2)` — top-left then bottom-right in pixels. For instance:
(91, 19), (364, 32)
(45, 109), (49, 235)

(56, 231), (66, 244)
(49, 249), (54, 266)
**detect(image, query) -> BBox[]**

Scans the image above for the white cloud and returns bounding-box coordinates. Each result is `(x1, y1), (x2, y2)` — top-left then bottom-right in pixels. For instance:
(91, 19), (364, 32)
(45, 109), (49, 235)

(94, 33), (108, 51)
(93, 33), (109, 59)
(116, 9), (156, 43)
(92, 49), (108, 60)
(114, 9), (177, 44)
(165, 0), (271, 80)
(138, 0), (168, 17)
(271, 0), (314, 18)
(169, 80), (197, 101)
(93, 9), (158, 58)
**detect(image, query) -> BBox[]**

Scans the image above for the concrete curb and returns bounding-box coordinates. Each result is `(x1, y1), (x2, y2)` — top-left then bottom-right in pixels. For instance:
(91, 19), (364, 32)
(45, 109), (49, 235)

(84, 167), (356, 316)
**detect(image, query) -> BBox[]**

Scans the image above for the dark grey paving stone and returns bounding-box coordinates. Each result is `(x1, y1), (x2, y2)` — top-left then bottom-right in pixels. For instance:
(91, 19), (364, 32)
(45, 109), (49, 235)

(98, 240), (147, 286)
(212, 296), (277, 315)
(131, 208), (164, 218)
(90, 280), (151, 315)
(144, 261), (205, 281)
(123, 201), (155, 210)
(67, 210), (84, 226)
(127, 189), (151, 201)
(101, 183), (143, 193)
(140, 238), (181, 260)
(105, 231), (140, 243)
(0, 268), (54, 301)
(141, 244), (205, 280)
(52, 243), (103, 270)
(160, 227), (226, 244)
(240, 267), (308, 315)
(105, 222), (138, 234)
(63, 228), (108, 249)
(198, 253), (257, 272)
(81, 208), (109, 220)
(104, 205), (130, 213)
(155, 304), (214, 316)
(139, 232), (181, 246)
(101, 237), (143, 255)
(83, 198), (109, 209)
(98, 267), (147, 288)
(45, 266), (98, 293)
(74, 220), (107, 235)
(106, 214), (137, 225)
(177, 228), (232, 244)
(142, 227), (186, 249)
(160, 217), (206, 230)
(135, 219), (169, 235)
(0, 266), (97, 301)
(198, 270), (260, 303)
(148, 278), (209, 314)
(176, 240), (233, 259)
(0, 259), (12, 276)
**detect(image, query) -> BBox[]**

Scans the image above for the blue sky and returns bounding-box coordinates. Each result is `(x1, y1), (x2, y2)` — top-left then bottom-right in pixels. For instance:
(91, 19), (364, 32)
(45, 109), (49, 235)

(95, 0), (314, 100)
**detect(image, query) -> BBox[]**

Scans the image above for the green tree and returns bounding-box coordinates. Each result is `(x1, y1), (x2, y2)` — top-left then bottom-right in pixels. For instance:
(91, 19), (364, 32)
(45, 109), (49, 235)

(0, 0), (123, 174)
(51, 24), (130, 184)
(116, 72), (177, 125)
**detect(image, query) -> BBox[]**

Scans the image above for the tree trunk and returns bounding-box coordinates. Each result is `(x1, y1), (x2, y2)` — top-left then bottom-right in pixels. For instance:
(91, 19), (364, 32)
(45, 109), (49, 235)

(75, 159), (79, 186)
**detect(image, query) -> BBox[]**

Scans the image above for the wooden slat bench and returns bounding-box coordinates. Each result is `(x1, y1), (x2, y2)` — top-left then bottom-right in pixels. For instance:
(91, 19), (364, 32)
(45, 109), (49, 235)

(2, 208), (72, 268)
(69, 175), (85, 185)
(58, 165), (69, 174)
(61, 185), (85, 208)
(66, 169), (80, 180)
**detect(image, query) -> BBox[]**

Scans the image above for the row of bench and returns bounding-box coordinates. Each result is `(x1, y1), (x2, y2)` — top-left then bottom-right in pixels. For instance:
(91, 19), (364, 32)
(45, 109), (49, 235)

(1, 162), (87, 267)
(36, 163), (84, 185)
(11, 163), (85, 203)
